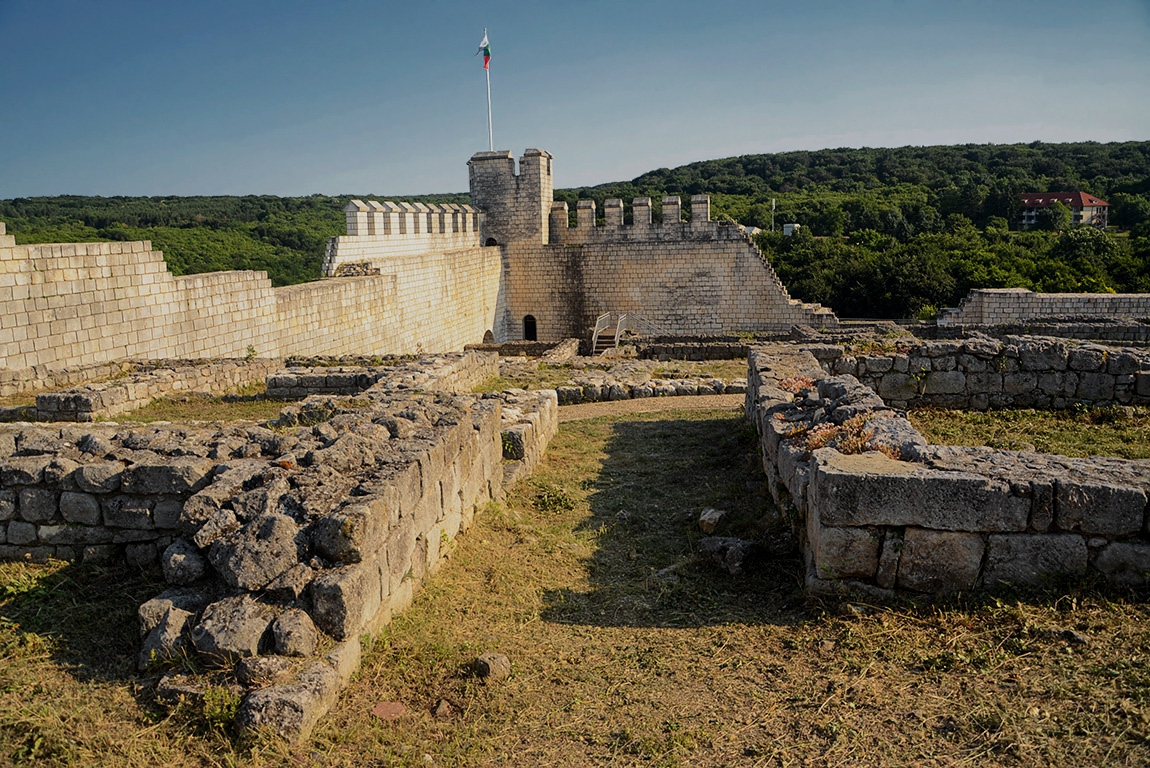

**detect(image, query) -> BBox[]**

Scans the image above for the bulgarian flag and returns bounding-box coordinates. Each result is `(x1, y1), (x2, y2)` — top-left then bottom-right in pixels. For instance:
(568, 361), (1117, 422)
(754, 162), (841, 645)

(476, 30), (490, 70)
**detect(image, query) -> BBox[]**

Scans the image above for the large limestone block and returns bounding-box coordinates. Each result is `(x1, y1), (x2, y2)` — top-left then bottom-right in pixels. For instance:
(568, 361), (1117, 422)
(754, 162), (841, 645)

(235, 661), (340, 743)
(1054, 479), (1146, 536)
(308, 552), (387, 641)
(896, 528), (984, 593)
(1094, 542), (1150, 585)
(190, 595), (273, 664)
(121, 457), (215, 495)
(980, 534), (1087, 587)
(808, 521), (879, 580)
(311, 497), (391, 564)
(809, 449), (1029, 531)
(209, 514), (301, 590)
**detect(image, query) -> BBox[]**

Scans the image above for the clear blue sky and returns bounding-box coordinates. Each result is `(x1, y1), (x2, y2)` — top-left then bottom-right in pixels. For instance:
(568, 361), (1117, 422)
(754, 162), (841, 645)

(1, 0), (1147, 197)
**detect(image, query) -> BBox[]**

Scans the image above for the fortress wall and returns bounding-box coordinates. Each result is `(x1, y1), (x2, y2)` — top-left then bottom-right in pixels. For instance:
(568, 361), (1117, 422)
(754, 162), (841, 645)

(0, 241), (184, 370)
(0, 225), (504, 375)
(499, 234), (836, 341)
(279, 245), (502, 356)
(939, 288), (1150, 325)
(171, 270), (279, 359)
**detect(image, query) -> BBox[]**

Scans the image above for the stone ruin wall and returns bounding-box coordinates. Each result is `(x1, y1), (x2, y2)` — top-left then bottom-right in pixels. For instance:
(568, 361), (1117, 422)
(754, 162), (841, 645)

(746, 344), (1150, 597)
(805, 335), (1150, 411)
(939, 288), (1150, 326)
(0, 350), (559, 740)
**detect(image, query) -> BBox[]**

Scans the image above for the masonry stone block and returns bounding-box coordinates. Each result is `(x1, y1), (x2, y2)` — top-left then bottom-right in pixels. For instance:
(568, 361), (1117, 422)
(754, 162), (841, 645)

(311, 498), (390, 565)
(810, 449), (1029, 532)
(7, 520), (37, 546)
(121, 458), (215, 495)
(1076, 372), (1115, 401)
(808, 519), (879, 580)
(1093, 542), (1150, 585)
(18, 488), (58, 523)
(102, 496), (154, 529)
(924, 371), (964, 395)
(1018, 338), (1068, 371)
(1069, 346), (1107, 371)
(1003, 372), (1037, 395)
(981, 534), (1087, 587)
(309, 552), (387, 641)
(877, 373), (918, 402)
(896, 528), (984, 593)
(60, 491), (101, 525)
(1054, 479), (1146, 536)
(0, 491), (14, 522)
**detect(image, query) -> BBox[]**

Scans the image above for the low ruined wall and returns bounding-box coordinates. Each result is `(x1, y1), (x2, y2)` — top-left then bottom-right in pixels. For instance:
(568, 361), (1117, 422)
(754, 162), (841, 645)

(805, 336), (1150, 410)
(932, 319), (1150, 345)
(267, 351), (498, 402)
(29, 359), (280, 422)
(939, 288), (1150, 326)
(0, 351), (559, 742)
(746, 348), (1150, 596)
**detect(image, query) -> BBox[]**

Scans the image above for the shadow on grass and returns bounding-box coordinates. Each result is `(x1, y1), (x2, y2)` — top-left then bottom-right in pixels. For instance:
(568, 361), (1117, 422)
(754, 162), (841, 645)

(0, 560), (165, 683)
(540, 412), (809, 629)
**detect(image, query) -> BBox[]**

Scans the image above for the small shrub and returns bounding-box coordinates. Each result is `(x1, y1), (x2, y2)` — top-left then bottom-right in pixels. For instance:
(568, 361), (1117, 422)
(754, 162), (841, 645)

(201, 686), (241, 730)
(531, 482), (575, 513)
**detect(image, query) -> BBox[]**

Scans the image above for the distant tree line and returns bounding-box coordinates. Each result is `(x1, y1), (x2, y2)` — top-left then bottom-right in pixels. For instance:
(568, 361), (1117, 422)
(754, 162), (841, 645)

(2, 141), (1148, 318)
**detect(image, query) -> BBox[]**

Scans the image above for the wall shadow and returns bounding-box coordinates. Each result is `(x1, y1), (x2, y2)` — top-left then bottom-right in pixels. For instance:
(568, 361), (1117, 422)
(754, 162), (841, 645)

(0, 561), (165, 684)
(540, 413), (808, 630)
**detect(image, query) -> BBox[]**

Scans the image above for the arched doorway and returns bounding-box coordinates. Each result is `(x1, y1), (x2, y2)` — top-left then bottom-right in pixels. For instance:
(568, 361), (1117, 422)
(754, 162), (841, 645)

(482, 330), (494, 343)
(485, 237), (499, 247)
(523, 315), (537, 341)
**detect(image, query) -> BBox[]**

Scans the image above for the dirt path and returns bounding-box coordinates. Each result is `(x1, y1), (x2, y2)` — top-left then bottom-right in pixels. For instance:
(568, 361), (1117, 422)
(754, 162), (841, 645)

(558, 392), (744, 422)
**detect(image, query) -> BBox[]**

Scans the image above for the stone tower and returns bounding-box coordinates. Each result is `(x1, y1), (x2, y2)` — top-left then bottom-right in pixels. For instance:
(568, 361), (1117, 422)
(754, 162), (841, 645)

(468, 148), (553, 247)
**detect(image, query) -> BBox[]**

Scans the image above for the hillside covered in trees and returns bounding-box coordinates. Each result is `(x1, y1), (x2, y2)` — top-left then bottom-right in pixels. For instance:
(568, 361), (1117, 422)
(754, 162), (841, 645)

(3, 141), (1149, 318)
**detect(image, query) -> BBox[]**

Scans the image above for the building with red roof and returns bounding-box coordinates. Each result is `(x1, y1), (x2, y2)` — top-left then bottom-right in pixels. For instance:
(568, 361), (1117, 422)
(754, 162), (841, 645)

(1019, 192), (1109, 229)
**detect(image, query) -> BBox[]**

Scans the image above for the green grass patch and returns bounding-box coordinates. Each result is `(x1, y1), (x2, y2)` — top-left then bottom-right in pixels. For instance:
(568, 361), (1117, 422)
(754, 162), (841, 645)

(910, 405), (1150, 458)
(112, 384), (285, 424)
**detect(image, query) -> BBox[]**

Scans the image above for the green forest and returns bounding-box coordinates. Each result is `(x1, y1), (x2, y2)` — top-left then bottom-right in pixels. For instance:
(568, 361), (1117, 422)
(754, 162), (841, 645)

(3, 140), (1149, 318)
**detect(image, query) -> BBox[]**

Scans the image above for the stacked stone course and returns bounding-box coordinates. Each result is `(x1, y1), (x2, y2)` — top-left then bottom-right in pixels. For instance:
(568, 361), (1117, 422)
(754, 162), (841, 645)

(805, 335), (1150, 410)
(939, 288), (1150, 326)
(0, 351), (558, 741)
(746, 345), (1150, 596)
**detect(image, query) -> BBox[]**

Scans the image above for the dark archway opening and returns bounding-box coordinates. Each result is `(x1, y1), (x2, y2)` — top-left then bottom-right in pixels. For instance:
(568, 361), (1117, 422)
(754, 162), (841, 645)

(523, 315), (537, 341)
(485, 237), (499, 247)
(482, 330), (494, 344)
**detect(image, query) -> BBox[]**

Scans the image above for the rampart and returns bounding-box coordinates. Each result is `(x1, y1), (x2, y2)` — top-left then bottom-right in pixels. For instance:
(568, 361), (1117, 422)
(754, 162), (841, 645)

(323, 200), (484, 276)
(0, 224), (502, 374)
(466, 151), (838, 342)
(805, 336), (1150, 410)
(939, 288), (1150, 326)
(746, 345), (1150, 596)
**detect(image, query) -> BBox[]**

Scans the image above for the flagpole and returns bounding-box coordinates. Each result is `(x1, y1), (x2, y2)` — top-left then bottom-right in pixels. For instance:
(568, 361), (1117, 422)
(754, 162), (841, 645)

(485, 65), (493, 151)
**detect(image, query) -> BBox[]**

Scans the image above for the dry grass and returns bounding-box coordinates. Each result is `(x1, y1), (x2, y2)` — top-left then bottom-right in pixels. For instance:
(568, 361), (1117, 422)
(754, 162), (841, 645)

(111, 384), (285, 424)
(910, 405), (1150, 459)
(1, 408), (1149, 766)
(474, 358), (748, 394)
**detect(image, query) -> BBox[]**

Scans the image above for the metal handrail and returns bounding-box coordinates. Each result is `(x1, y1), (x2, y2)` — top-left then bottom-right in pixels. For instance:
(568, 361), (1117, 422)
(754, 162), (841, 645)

(591, 311), (622, 353)
(613, 313), (668, 346)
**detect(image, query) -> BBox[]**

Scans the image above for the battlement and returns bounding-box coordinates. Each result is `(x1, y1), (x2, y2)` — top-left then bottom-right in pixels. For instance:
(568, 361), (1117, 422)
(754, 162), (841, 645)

(324, 200), (484, 276)
(342, 200), (481, 238)
(468, 148), (554, 246)
(548, 194), (734, 244)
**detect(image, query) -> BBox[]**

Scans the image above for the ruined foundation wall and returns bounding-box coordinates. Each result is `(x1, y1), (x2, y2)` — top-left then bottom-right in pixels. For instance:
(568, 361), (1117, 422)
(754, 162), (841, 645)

(804, 336), (1150, 410)
(746, 346), (1150, 596)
